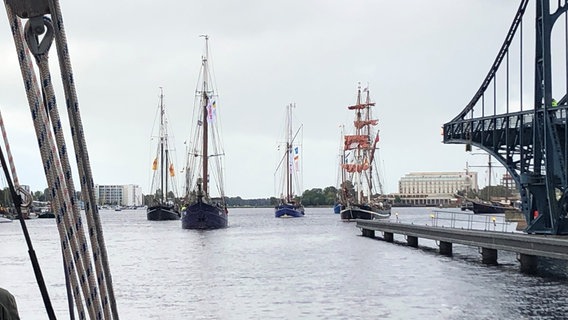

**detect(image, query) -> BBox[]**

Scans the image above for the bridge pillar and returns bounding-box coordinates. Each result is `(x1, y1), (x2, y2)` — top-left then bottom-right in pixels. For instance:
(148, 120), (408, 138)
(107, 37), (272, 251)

(518, 254), (538, 274)
(407, 236), (418, 248)
(383, 232), (394, 242)
(481, 247), (498, 265)
(361, 228), (374, 238)
(439, 241), (453, 256)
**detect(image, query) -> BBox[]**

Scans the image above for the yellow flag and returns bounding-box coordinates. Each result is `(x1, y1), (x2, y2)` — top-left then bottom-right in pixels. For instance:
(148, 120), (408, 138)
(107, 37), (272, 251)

(152, 158), (158, 171)
(169, 163), (175, 177)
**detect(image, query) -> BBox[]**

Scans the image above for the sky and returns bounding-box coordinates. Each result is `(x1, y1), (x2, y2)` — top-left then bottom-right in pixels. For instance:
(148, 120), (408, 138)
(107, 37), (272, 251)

(0, 1), (528, 198)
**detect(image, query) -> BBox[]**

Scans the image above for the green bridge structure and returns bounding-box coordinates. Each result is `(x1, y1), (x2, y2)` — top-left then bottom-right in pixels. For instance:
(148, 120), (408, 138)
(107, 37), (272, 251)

(443, 0), (568, 234)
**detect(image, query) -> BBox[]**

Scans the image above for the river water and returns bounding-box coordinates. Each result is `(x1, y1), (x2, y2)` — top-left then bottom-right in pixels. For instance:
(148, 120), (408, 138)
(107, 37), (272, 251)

(1, 207), (568, 319)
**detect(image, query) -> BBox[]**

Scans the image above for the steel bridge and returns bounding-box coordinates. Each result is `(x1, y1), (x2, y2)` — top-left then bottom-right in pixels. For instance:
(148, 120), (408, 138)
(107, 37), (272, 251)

(443, 0), (568, 234)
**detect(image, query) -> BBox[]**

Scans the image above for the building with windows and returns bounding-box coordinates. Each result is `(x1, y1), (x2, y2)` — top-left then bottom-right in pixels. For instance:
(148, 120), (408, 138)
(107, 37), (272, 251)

(94, 184), (143, 207)
(395, 171), (478, 207)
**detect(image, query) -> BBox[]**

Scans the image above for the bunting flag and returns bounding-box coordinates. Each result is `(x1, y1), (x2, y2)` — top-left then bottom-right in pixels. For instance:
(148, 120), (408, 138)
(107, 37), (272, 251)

(152, 158), (158, 171)
(169, 163), (175, 177)
(206, 99), (217, 123)
(293, 147), (300, 171)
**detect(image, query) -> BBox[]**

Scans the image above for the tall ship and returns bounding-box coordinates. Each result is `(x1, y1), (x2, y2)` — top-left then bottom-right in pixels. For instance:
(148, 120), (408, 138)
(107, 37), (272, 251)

(339, 85), (391, 220)
(147, 88), (181, 221)
(274, 103), (305, 218)
(181, 35), (228, 229)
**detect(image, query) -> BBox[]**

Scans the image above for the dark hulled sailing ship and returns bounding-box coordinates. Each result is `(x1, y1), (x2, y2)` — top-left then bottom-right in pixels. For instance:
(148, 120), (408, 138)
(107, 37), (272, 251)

(338, 85), (391, 220)
(181, 35), (228, 229)
(147, 88), (181, 221)
(274, 103), (305, 218)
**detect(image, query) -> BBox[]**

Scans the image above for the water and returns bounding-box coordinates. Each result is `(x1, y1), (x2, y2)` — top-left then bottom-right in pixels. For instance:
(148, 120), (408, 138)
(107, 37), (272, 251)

(2, 207), (568, 319)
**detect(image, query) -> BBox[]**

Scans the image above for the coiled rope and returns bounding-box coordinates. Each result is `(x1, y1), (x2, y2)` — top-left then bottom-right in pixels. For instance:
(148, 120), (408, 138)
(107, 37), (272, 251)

(3, 0), (118, 319)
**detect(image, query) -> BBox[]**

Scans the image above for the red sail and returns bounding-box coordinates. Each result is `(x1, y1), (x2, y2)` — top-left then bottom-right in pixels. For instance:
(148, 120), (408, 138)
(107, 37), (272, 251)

(344, 135), (369, 150)
(354, 119), (378, 129)
(347, 102), (376, 110)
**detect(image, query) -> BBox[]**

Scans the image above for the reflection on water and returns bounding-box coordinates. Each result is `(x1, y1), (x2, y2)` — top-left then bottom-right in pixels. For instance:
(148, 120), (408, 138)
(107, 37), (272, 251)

(1, 207), (568, 319)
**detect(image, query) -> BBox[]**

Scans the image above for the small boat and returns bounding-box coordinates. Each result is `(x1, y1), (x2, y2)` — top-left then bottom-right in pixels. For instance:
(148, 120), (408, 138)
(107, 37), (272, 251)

(37, 211), (55, 219)
(333, 203), (342, 214)
(338, 85), (391, 221)
(147, 88), (181, 221)
(274, 103), (305, 218)
(181, 35), (228, 230)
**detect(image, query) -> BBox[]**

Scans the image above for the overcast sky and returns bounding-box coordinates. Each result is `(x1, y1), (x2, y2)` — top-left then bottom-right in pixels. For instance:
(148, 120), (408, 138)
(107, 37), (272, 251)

(0, 1), (527, 198)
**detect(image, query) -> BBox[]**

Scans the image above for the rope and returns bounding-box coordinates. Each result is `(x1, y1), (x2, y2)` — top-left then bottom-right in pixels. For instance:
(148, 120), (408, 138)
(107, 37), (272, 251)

(4, 0), (118, 318)
(0, 110), (32, 209)
(47, 0), (118, 317)
(3, 7), (91, 319)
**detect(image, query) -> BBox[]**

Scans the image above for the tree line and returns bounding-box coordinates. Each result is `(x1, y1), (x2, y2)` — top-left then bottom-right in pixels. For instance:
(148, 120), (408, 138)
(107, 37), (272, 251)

(0, 184), (516, 209)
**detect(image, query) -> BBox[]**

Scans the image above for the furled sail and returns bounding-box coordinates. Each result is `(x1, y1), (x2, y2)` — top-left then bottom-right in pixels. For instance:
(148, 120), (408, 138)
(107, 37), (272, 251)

(353, 119), (378, 129)
(347, 102), (375, 110)
(344, 134), (369, 150)
(341, 163), (370, 173)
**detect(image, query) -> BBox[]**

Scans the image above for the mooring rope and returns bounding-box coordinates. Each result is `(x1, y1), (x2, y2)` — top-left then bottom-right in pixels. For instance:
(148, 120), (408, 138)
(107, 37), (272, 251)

(3, 0), (118, 318)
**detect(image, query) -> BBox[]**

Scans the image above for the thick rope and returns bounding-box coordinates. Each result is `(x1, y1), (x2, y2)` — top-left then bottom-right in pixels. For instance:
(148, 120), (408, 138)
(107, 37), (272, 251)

(47, 0), (117, 317)
(0, 110), (20, 187)
(3, 2), (118, 319)
(36, 44), (105, 319)
(5, 2), (89, 319)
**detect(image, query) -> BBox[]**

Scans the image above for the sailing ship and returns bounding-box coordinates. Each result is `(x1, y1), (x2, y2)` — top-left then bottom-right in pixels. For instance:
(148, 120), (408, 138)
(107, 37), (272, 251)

(274, 103), (305, 218)
(147, 88), (181, 221)
(181, 35), (228, 230)
(338, 85), (391, 220)
(333, 125), (345, 214)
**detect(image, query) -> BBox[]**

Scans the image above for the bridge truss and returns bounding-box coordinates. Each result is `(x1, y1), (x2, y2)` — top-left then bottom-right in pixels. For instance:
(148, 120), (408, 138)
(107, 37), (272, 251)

(443, 0), (568, 234)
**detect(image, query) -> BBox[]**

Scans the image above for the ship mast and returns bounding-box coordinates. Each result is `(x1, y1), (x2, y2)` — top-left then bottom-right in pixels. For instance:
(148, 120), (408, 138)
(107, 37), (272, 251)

(365, 87), (372, 203)
(355, 85), (363, 203)
(159, 87), (165, 204)
(201, 35), (209, 197)
(286, 104), (293, 202)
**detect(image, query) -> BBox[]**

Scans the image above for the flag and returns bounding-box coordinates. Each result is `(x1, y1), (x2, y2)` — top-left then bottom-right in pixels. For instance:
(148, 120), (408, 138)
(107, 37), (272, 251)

(293, 147), (300, 171)
(206, 99), (217, 123)
(152, 158), (158, 171)
(169, 163), (175, 177)
(375, 132), (380, 143)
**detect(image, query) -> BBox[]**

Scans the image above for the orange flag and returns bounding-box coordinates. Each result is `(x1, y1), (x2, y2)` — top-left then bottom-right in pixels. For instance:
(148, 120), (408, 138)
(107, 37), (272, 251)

(152, 158), (158, 171)
(169, 163), (175, 177)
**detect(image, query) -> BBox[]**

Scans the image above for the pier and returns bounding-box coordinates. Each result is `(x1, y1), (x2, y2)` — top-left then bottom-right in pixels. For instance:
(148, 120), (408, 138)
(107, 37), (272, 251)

(357, 212), (568, 274)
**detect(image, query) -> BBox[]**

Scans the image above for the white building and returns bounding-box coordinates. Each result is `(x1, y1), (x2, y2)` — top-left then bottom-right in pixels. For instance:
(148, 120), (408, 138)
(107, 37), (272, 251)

(395, 172), (478, 207)
(94, 184), (143, 206)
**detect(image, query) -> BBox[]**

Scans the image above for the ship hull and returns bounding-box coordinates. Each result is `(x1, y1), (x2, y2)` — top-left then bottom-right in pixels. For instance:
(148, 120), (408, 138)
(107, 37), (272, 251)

(147, 205), (180, 221)
(340, 204), (390, 221)
(182, 202), (228, 229)
(471, 201), (506, 214)
(333, 203), (341, 214)
(275, 203), (305, 218)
